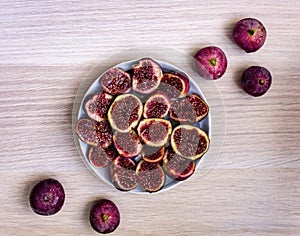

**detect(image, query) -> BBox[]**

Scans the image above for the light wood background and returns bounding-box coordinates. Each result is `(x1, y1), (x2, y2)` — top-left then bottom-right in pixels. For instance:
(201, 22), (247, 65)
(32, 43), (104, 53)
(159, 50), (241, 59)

(0, 0), (299, 235)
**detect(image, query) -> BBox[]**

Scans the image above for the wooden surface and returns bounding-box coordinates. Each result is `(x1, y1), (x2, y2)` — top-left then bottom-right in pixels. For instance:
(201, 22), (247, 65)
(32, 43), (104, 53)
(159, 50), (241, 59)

(0, 0), (299, 235)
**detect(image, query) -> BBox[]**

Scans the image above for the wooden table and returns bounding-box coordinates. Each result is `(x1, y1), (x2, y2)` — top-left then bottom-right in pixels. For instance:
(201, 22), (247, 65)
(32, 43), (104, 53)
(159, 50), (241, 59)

(0, 0), (299, 235)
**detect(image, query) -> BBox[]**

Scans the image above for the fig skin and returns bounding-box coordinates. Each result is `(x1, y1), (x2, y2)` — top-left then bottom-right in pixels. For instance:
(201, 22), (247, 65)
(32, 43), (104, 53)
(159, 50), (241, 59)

(132, 58), (163, 94)
(88, 146), (117, 168)
(75, 119), (113, 148)
(110, 156), (138, 191)
(162, 148), (196, 181)
(113, 130), (143, 158)
(89, 199), (120, 234)
(141, 145), (165, 163)
(137, 118), (172, 147)
(169, 93), (209, 123)
(108, 93), (143, 133)
(233, 18), (267, 53)
(159, 72), (190, 98)
(194, 46), (227, 80)
(29, 178), (65, 216)
(143, 91), (170, 119)
(136, 160), (166, 193)
(100, 67), (131, 95)
(85, 92), (114, 122)
(171, 125), (209, 160)
(241, 66), (272, 97)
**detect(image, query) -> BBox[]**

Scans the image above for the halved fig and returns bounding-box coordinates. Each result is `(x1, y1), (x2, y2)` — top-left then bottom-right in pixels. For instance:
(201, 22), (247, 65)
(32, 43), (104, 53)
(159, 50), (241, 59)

(88, 146), (117, 168)
(110, 156), (138, 191)
(132, 58), (163, 94)
(100, 67), (131, 95)
(85, 92), (114, 122)
(169, 93), (209, 123)
(171, 125), (209, 160)
(137, 118), (172, 147)
(162, 148), (196, 181)
(136, 160), (166, 192)
(143, 91), (170, 119)
(113, 130), (142, 158)
(141, 145), (165, 163)
(159, 72), (190, 98)
(108, 94), (143, 132)
(75, 119), (112, 148)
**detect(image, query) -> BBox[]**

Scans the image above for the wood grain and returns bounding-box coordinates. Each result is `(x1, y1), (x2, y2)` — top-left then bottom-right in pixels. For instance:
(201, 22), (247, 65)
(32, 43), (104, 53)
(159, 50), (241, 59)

(0, 0), (299, 235)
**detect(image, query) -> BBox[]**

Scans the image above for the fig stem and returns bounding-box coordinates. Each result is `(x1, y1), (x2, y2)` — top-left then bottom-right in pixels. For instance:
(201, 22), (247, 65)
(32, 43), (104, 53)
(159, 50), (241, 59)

(209, 58), (217, 66)
(259, 79), (265, 85)
(102, 214), (109, 222)
(248, 29), (255, 36)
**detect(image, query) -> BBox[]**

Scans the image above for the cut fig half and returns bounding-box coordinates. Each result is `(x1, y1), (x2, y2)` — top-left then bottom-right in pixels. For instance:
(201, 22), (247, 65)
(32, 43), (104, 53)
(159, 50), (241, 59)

(162, 148), (196, 181)
(88, 146), (117, 168)
(75, 119), (113, 148)
(170, 93), (209, 123)
(108, 93), (143, 132)
(137, 118), (172, 147)
(143, 91), (170, 119)
(171, 125), (209, 160)
(110, 156), (138, 191)
(113, 130), (143, 158)
(159, 72), (190, 98)
(136, 160), (166, 193)
(141, 145), (165, 163)
(132, 58), (163, 94)
(100, 67), (131, 95)
(85, 92), (114, 122)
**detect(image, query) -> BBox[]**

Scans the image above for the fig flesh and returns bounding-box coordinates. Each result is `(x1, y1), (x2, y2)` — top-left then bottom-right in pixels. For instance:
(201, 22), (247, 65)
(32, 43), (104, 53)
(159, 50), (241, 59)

(136, 160), (166, 193)
(171, 125), (209, 160)
(141, 145), (165, 163)
(75, 119), (112, 148)
(132, 58), (163, 94)
(159, 72), (190, 98)
(170, 93), (209, 123)
(163, 148), (196, 181)
(88, 146), (117, 168)
(100, 67), (131, 95)
(110, 156), (138, 191)
(137, 118), (172, 147)
(143, 91), (170, 119)
(85, 92), (114, 122)
(108, 94), (143, 133)
(113, 130), (142, 158)
(89, 199), (120, 234)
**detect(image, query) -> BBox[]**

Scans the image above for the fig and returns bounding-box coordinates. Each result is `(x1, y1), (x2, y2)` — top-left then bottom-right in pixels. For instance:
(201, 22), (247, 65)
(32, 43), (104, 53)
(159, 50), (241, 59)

(141, 145), (165, 163)
(171, 125), (209, 160)
(100, 67), (131, 95)
(29, 178), (65, 216)
(162, 148), (196, 181)
(88, 146), (117, 168)
(113, 130), (142, 158)
(75, 119), (112, 148)
(169, 93), (209, 123)
(241, 66), (272, 97)
(90, 199), (120, 234)
(85, 92), (114, 122)
(143, 91), (170, 119)
(136, 160), (166, 192)
(132, 58), (163, 94)
(233, 18), (267, 53)
(108, 93), (143, 133)
(110, 156), (138, 191)
(159, 72), (190, 98)
(194, 46), (227, 80)
(137, 118), (172, 147)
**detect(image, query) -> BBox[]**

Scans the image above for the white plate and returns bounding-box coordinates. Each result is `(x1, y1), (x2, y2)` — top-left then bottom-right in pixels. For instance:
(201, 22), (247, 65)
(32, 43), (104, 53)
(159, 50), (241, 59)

(72, 47), (225, 194)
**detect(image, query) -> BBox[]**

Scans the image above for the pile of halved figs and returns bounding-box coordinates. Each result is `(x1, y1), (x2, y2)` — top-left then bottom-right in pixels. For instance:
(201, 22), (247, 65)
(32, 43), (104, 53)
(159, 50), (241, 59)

(75, 58), (210, 193)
